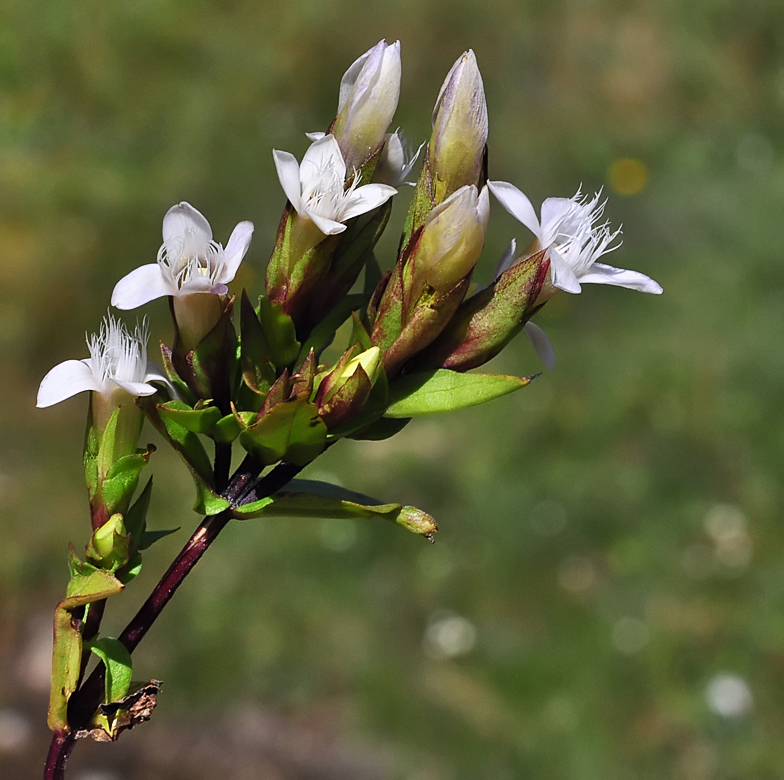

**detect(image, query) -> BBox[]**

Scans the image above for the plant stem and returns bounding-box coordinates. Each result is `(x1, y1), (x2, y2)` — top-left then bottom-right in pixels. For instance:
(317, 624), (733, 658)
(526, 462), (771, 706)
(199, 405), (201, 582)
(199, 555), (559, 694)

(44, 458), (302, 777)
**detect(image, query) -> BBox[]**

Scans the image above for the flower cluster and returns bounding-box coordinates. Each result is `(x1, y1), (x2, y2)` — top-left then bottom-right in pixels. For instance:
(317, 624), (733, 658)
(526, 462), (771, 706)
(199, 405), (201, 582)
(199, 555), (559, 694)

(36, 39), (662, 750)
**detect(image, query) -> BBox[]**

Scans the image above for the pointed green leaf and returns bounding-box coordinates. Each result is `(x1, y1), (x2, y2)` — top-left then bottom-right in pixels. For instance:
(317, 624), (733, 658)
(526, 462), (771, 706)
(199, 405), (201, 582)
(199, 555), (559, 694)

(125, 477), (153, 548)
(48, 567), (124, 731)
(100, 448), (153, 516)
(213, 413), (243, 444)
(257, 296), (301, 369)
(233, 479), (437, 538)
(385, 369), (534, 417)
(239, 397), (327, 466)
(85, 637), (133, 705)
(157, 400), (223, 435)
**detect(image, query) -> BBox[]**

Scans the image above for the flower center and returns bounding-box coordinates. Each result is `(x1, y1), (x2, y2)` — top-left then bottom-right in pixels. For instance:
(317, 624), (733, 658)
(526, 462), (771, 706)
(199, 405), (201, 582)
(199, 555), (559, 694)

(88, 316), (149, 388)
(158, 229), (226, 289)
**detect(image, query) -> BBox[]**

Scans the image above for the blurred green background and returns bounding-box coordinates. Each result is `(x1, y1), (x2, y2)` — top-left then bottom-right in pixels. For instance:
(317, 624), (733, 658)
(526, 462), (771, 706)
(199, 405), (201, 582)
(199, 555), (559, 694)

(2, 0), (784, 778)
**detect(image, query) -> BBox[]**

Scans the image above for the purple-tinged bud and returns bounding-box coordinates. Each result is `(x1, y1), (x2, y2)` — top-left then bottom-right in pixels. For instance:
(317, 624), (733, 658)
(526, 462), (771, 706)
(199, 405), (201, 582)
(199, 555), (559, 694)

(332, 40), (402, 171)
(429, 50), (488, 202)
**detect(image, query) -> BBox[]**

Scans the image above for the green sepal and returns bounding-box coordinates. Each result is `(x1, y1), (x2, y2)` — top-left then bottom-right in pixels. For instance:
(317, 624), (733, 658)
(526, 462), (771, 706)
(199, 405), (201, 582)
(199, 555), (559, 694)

(240, 289), (276, 396)
(296, 294), (366, 365)
(100, 447), (154, 517)
(157, 400), (223, 435)
(350, 312), (373, 350)
(326, 359), (389, 439)
(160, 343), (197, 407)
(124, 477), (153, 549)
(85, 637), (133, 706)
(137, 397), (230, 516)
(385, 368), (534, 417)
(238, 396), (327, 466)
(47, 562), (124, 732)
(213, 413), (243, 444)
(257, 296), (301, 369)
(233, 478), (438, 539)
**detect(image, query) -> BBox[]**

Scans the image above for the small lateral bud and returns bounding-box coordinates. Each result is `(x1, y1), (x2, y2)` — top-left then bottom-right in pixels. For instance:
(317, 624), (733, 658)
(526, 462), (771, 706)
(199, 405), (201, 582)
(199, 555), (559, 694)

(429, 50), (488, 201)
(321, 346), (383, 406)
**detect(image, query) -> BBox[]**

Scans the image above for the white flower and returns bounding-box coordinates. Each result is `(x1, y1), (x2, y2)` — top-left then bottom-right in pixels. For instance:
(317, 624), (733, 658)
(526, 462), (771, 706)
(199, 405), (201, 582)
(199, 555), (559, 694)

(375, 131), (424, 187)
(273, 134), (397, 237)
(111, 202), (254, 310)
(487, 181), (662, 295)
(37, 315), (170, 407)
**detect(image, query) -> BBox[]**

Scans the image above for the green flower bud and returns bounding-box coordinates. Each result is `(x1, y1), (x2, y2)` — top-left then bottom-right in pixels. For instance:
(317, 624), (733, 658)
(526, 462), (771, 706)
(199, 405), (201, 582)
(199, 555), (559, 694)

(429, 50), (488, 202)
(414, 185), (490, 294)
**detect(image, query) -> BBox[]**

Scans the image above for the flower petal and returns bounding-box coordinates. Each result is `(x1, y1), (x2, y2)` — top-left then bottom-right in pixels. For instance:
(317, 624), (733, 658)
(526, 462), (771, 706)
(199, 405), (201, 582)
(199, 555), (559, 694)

(577, 263), (663, 294)
(162, 202), (212, 243)
(487, 181), (541, 237)
(524, 322), (556, 371)
(37, 359), (100, 408)
(222, 220), (254, 281)
(301, 135), (346, 183)
(112, 380), (159, 397)
(338, 40), (385, 112)
(305, 131), (326, 141)
(143, 360), (174, 388)
(111, 264), (174, 309)
(306, 210), (347, 236)
(549, 249), (582, 294)
(340, 183), (397, 221)
(492, 238), (517, 280)
(540, 197), (577, 233)
(273, 150), (303, 213)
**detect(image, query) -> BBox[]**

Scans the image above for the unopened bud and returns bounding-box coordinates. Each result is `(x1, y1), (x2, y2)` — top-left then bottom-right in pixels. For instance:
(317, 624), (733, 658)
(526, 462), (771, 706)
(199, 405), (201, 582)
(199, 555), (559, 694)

(429, 51), (488, 201)
(415, 185), (490, 293)
(89, 512), (130, 570)
(332, 40), (402, 171)
(322, 346), (383, 405)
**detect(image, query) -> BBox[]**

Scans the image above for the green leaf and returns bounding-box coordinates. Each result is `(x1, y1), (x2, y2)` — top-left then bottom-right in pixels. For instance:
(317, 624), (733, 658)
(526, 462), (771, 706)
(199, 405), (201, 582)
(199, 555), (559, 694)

(239, 397), (327, 466)
(138, 397), (229, 516)
(86, 637), (133, 705)
(100, 449), (153, 516)
(296, 294), (366, 364)
(138, 527), (180, 551)
(125, 477), (153, 548)
(385, 369), (533, 417)
(157, 400), (223, 435)
(48, 566), (124, 732)
(233, 478), (438, 538)
(213, 413), (243, 443)
(240, 290), (276, 395)
(257, 296), (301, 369)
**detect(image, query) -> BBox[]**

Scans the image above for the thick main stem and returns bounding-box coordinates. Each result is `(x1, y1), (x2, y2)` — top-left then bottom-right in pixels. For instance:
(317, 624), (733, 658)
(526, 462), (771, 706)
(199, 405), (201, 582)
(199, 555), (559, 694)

(44, 459), (302, 776)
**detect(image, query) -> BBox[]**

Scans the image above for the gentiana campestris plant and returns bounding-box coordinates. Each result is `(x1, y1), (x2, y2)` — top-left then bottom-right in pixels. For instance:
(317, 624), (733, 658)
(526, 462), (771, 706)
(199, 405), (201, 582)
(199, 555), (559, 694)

(38, 40), (661, 780)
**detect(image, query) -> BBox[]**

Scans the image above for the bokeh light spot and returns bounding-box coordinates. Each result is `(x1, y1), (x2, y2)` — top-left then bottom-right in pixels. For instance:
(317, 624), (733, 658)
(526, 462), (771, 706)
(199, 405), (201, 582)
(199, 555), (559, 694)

(608, 157), (649, 196)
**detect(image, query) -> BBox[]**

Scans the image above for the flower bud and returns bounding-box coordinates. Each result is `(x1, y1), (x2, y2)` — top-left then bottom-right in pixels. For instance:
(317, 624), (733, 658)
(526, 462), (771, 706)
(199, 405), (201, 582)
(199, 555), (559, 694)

(89, 512), (129, 570)
(429, 50), (488, 202)
(331, 40), (402, 171)
(320, 346), (383, 406)
(414, 185), (490, 293)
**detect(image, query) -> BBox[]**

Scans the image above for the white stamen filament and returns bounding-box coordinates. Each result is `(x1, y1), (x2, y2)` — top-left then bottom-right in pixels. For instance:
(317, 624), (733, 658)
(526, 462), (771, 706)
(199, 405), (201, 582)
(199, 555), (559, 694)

(87, 315), (149, 391)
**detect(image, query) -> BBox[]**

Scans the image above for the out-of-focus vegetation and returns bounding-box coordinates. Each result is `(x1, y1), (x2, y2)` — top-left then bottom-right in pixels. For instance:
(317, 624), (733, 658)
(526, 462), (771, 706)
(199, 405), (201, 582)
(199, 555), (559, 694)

(3, 0), (784, 778)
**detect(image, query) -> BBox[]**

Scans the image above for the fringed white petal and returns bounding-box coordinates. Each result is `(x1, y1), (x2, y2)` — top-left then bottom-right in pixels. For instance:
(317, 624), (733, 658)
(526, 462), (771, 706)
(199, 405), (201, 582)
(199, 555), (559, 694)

(301, 134), (347, 183)
(273, 150), (303, 213)
(487, 181), (541, 237)
(493, 238), (518, 280)
(578, 263), (663, 294)
(162, 202), (212, 243)
(111, 264), (174, 310)
(306, 210), (347, 236)
(524, 322), (556, 371)
(112, 380), (158, 397)
(340, 183), (397, 221)
(36, 359), (101, 408)
(549, 249), (582, 294)
(222, 220), (254, 281)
